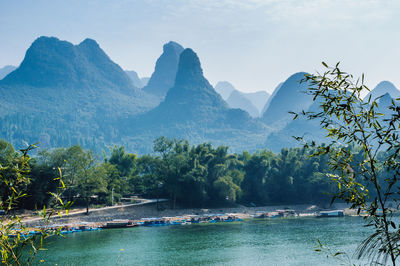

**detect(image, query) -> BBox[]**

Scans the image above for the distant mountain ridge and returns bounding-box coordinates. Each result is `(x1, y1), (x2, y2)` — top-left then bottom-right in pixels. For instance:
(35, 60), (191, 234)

(1, 37), (136, 95)
(377, 93), (395, 116)
(265, 82), (400, 152)
(125, 70), (144, 88)
(261, 82), (282, 115)
(365, 81), (400, 100)
(143, 48), (229, 123)
(0, 65), (17, 80)
(226, 90), (259, 117)
(126, 48), (267, 153)
(0, 36), (157, 150)
(262, 72), (313, 128)
(1, 35), (398, 154)
(244, 91), (270, 113)
(265, 98), (325, 152)
(141, 77), (150, 86)
(142, 41), (184, 98)
(215, 81), (236, 100)
(0, 37), (267, 153)
(372, 86), (399, 120)
(215, 81), (269, 117)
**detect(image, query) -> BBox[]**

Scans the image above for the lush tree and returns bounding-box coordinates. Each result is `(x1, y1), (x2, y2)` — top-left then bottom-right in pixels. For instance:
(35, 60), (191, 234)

(104, 146), (138, 204)
(39, 146), (107, 213)
(21, 160), (59, 209)
(76, 163), (108, 214)
(265, 149), (298, 203)
(135, 155), (161, 197)
(241, 150), (272, 204)
(107, 146), (137, 177)
(153, 137), (189, 209)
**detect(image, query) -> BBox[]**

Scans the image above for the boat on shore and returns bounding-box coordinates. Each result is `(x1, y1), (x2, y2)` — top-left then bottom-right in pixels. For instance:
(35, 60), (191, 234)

(276, 209), (297, 217)
(21, 207), (348, 236)
(317, 210), (344, 218)
(256, 209), (297, 218)
(102, 220), (131, 228)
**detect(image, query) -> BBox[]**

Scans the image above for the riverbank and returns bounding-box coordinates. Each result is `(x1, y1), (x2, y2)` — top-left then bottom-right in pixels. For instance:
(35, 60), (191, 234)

(22, 200), (351, 228)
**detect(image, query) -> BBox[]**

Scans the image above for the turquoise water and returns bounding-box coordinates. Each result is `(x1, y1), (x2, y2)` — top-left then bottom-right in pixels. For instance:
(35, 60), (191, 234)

(36, 217), (369, 265)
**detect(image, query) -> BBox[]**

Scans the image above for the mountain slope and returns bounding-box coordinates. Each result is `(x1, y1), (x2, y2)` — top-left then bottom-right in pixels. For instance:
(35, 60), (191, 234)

(261, 82), (283, 115)
(0, 36), (157, 150)
(265, 89), (400, 152)
(0, 65), (17, 80)
(365, 81), (400, 100)
(215, 81), (236, 100)
(244, 91), (270, 113)
(2, 37), (135, 94)
(125, 70), (144, 88)
(376, 92), (398, 119)
(215, 81), (269, 116)
(265, 99), (324, 152)
(226, 90), (259, 117)
(125, 48), (268, 153)
(138, 48), (229, 124)
(262, 72), (313, 128)
(0, 37), (269, 153)
(142, 41), (184, 98)
(141, 77), (150, 86)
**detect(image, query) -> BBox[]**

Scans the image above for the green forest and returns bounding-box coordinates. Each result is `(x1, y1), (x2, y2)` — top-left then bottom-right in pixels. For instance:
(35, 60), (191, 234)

(1, 136), (344, 211)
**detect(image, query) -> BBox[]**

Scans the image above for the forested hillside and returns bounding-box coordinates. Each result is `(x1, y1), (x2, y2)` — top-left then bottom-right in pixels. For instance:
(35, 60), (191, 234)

(123, 48), (268, 153)
(0, 37), (158, 152)
(1, 36), (398, 154)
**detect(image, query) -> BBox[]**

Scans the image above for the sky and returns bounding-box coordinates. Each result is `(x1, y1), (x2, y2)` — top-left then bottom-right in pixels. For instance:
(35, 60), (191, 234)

(0, 0), (399, 93)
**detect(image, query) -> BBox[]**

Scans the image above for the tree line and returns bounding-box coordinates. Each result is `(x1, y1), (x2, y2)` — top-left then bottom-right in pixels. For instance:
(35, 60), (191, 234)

(0, 137), (341, 211)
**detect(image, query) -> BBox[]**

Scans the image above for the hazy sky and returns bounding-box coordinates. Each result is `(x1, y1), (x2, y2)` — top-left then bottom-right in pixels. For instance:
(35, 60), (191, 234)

(1, 0), (399, 93)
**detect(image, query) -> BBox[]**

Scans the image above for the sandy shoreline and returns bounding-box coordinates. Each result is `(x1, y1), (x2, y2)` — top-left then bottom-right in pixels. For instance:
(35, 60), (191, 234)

(22, 201), (351, 228)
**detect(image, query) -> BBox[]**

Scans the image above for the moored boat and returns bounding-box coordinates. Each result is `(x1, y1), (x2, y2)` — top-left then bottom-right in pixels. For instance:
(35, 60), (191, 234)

(276, 209), (297, 217)
(317, 210), (344, 218)
(102, 220), (130, 228)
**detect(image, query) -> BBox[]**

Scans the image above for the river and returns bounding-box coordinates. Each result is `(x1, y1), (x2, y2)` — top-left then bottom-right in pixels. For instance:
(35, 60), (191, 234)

(36, 216), (369, 265)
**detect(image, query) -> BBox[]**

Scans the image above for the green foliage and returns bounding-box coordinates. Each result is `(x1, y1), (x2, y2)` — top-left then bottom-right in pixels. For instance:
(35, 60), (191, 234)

(0, 142), (71, 265)
(213, 175), (241, 202)
(104, 146), (138, 204)
(1, 137), (341, 211)
(240, 147), (335, 205)
(36, 146), (109, 213)
(295, 62), (400, 265)
(148, 137), (337, 207)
